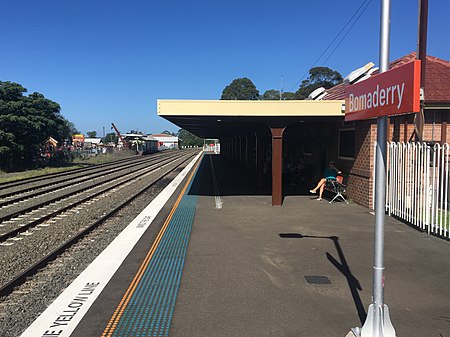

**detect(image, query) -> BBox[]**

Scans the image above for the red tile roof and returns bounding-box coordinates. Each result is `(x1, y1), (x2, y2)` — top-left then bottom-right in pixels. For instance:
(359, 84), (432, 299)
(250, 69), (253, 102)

(323, 52), (450, 104)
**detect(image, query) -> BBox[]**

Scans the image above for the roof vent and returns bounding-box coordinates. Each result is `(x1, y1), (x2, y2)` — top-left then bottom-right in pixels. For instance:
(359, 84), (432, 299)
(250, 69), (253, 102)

(344, 62), (376, 84)
(354, 67), (379, 84)
(307, 87), (327, 100)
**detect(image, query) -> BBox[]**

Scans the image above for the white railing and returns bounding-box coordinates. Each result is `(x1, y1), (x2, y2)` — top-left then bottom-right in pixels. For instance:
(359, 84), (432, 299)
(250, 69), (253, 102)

(385, 142), (449, 238)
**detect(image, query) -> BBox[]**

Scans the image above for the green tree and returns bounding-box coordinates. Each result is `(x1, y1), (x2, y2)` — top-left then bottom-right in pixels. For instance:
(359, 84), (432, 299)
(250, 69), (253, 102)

(221, 78), (259, 100)
(261, 89), (281, 100)
(0, 81), (73, 170)
(87, 131), (97, 138)
(282, 92), (296, 100)
(103, 132), (118, 144)
(261, 90), (296, 100)
(294, 67), (343, 100)
(162, 130), (175, 135)
(177, 129), (203, 147)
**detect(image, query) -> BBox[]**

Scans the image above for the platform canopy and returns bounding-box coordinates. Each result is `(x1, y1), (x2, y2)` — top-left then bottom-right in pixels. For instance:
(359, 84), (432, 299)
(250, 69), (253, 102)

(157, 100), (345, 138)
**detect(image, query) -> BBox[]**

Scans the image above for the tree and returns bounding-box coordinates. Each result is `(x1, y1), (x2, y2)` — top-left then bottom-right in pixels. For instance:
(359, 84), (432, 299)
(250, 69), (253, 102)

(87, 131), (97, 138)
(0, 81), (74, 170)
(282, 92), (296, 100)
(221, 78), (259, 100)
(177, 129), (203, 147)
(261, 89), (281, 100)
(294, 67), (343, 100)
(103, 132), (118, 144)
(261, 90), (296, 100)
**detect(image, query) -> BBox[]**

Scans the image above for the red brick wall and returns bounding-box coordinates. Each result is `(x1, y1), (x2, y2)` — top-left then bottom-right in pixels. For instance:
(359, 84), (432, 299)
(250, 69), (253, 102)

(349, 109), (449, 208)
(348, 120), (376, 208)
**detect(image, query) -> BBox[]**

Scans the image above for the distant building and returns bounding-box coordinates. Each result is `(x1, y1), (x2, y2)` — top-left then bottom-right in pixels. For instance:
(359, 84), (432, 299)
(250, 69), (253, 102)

(72, 134), (85, 147)
(84, 138), (102, 148)
(149, 134), (179, 150)
(123, 133), (158, 154)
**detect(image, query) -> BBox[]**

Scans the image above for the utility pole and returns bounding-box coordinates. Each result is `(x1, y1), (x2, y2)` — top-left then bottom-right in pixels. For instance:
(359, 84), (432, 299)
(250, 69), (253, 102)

(415, 0), (428, 141)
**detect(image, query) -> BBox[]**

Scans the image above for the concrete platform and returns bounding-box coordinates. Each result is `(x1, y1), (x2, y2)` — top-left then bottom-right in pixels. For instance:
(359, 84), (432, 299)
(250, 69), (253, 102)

(170, 154), (450, 337)
(25, 153), (450, 337)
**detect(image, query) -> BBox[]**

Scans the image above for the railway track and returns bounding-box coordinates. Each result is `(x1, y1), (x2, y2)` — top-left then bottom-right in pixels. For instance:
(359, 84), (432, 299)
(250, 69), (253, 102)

(0, 149), (200, 297)
(0, 151), (184, 223)
(0, 152), (170, 200)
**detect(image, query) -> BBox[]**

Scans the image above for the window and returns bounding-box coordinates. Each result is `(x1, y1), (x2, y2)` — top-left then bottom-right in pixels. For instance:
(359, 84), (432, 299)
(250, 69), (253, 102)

(338, 129), (355, 159)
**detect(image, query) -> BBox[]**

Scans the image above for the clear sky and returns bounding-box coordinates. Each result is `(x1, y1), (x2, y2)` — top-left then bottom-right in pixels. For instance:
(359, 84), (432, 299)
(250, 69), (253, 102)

(1, 0), (449, 136)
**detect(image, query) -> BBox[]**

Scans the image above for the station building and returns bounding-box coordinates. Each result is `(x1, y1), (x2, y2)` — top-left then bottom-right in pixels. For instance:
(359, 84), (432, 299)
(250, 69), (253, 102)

(158, 52), (450, 208)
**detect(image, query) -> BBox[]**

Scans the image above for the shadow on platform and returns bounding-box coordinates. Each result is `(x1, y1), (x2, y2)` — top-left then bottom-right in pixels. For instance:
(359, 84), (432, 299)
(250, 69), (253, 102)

(188, 153), (312, 198)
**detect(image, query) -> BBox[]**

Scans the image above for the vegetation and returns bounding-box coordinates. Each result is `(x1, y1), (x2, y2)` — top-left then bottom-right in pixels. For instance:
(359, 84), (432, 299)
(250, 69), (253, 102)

(294, 66), (343, 99)
(103, 132), (119, 145)
(222, 67), (342, 102)
(261, 89), (296, 100)
(0, 153), (124, 184)
(0, 81), (76, 171)
(221, 78), (259, 100)
(177, 129), (203, 147)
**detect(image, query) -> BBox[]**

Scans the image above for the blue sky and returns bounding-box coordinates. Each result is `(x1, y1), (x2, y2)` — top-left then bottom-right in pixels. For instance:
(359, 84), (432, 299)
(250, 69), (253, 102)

(1, 0), (449, 136)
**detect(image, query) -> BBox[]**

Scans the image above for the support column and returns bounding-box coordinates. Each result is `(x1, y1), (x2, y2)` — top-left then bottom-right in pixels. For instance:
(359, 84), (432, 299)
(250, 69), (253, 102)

(403, 116), (408, 143)
(441, 111), (447, 145)
(271, 127), (285, 206)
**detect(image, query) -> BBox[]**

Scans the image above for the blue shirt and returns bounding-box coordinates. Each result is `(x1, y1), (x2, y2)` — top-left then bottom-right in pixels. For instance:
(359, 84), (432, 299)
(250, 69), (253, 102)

(323, 167), (338, 179)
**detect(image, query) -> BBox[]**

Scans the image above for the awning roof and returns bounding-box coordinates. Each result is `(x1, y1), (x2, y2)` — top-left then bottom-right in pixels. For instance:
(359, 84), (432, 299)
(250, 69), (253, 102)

(157, 99), (345, 138)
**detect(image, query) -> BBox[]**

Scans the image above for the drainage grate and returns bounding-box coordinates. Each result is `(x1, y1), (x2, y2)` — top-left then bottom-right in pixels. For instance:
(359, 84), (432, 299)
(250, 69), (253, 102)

(304, 275), (331, 284)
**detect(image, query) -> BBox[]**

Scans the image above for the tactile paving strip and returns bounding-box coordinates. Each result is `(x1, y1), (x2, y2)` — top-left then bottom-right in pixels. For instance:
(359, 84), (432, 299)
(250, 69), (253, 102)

(104, 158), (201, 337)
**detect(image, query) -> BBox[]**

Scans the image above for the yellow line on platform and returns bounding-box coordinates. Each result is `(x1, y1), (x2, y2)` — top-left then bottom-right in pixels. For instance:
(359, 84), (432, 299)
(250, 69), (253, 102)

(101, 155), (202, 337)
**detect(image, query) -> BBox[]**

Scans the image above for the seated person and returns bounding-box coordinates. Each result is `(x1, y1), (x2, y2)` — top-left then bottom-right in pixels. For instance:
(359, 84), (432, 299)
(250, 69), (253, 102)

(309, 161), (341, 201)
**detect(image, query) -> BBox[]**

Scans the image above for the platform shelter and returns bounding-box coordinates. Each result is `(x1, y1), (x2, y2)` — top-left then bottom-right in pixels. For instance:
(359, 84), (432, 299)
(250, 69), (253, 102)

(158, 100), (345, 206)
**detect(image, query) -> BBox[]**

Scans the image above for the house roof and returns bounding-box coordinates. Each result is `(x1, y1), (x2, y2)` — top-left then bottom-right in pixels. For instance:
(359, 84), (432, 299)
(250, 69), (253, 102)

(150, 133), (174, 137)
(323, 52), (450, 104)
(150, 134), (179, 142)
(84, 138), (102, 144)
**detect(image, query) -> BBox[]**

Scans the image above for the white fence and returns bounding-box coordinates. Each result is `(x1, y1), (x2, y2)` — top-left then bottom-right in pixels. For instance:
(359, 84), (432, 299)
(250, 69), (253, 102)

(385, 142), (449, 238)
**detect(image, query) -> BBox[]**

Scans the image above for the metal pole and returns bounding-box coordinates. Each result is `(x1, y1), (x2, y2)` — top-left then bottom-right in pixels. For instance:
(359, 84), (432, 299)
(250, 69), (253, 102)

(372, 0), (390, 335)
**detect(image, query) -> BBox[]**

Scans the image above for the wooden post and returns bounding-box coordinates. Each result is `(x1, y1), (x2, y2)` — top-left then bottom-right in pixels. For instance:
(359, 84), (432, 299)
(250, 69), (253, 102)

(271, 127), (285, 206)
(441, 111), (448, 145)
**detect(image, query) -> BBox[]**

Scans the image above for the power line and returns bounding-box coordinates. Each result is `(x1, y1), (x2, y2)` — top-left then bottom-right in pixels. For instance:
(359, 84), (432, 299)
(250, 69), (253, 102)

(321, 0), (373, 66)
(289, 0), (373, 92)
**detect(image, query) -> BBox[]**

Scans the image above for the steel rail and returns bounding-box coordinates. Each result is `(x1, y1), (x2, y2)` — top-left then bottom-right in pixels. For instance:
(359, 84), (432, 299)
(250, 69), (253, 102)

(0, 152), (180, 206)
(0, 153), (170, 199)
(0, 155), (143, 189)
(0, 152), (198, 297)
(0, 152), (184, 223)
(0, 152), (191, 241)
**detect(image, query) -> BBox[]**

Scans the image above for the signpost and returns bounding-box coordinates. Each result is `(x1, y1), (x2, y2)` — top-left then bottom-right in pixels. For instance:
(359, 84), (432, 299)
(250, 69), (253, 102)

(344, 1), (421, 336)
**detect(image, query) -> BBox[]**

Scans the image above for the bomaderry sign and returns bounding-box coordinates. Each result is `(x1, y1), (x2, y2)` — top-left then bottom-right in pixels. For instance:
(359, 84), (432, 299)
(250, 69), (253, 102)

(345, 60), (421, 121)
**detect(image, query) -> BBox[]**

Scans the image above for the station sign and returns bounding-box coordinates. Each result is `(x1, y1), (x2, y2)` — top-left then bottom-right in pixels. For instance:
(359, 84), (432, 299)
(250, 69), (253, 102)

(345, 60), (421, 121)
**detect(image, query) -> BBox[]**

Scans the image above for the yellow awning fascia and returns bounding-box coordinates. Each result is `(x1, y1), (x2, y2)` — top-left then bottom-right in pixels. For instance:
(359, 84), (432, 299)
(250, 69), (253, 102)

(157, 100), (345, 117)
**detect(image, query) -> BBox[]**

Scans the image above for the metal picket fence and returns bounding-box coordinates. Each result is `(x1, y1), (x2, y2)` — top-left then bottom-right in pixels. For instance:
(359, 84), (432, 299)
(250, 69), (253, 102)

(384, 142), (449, 238)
